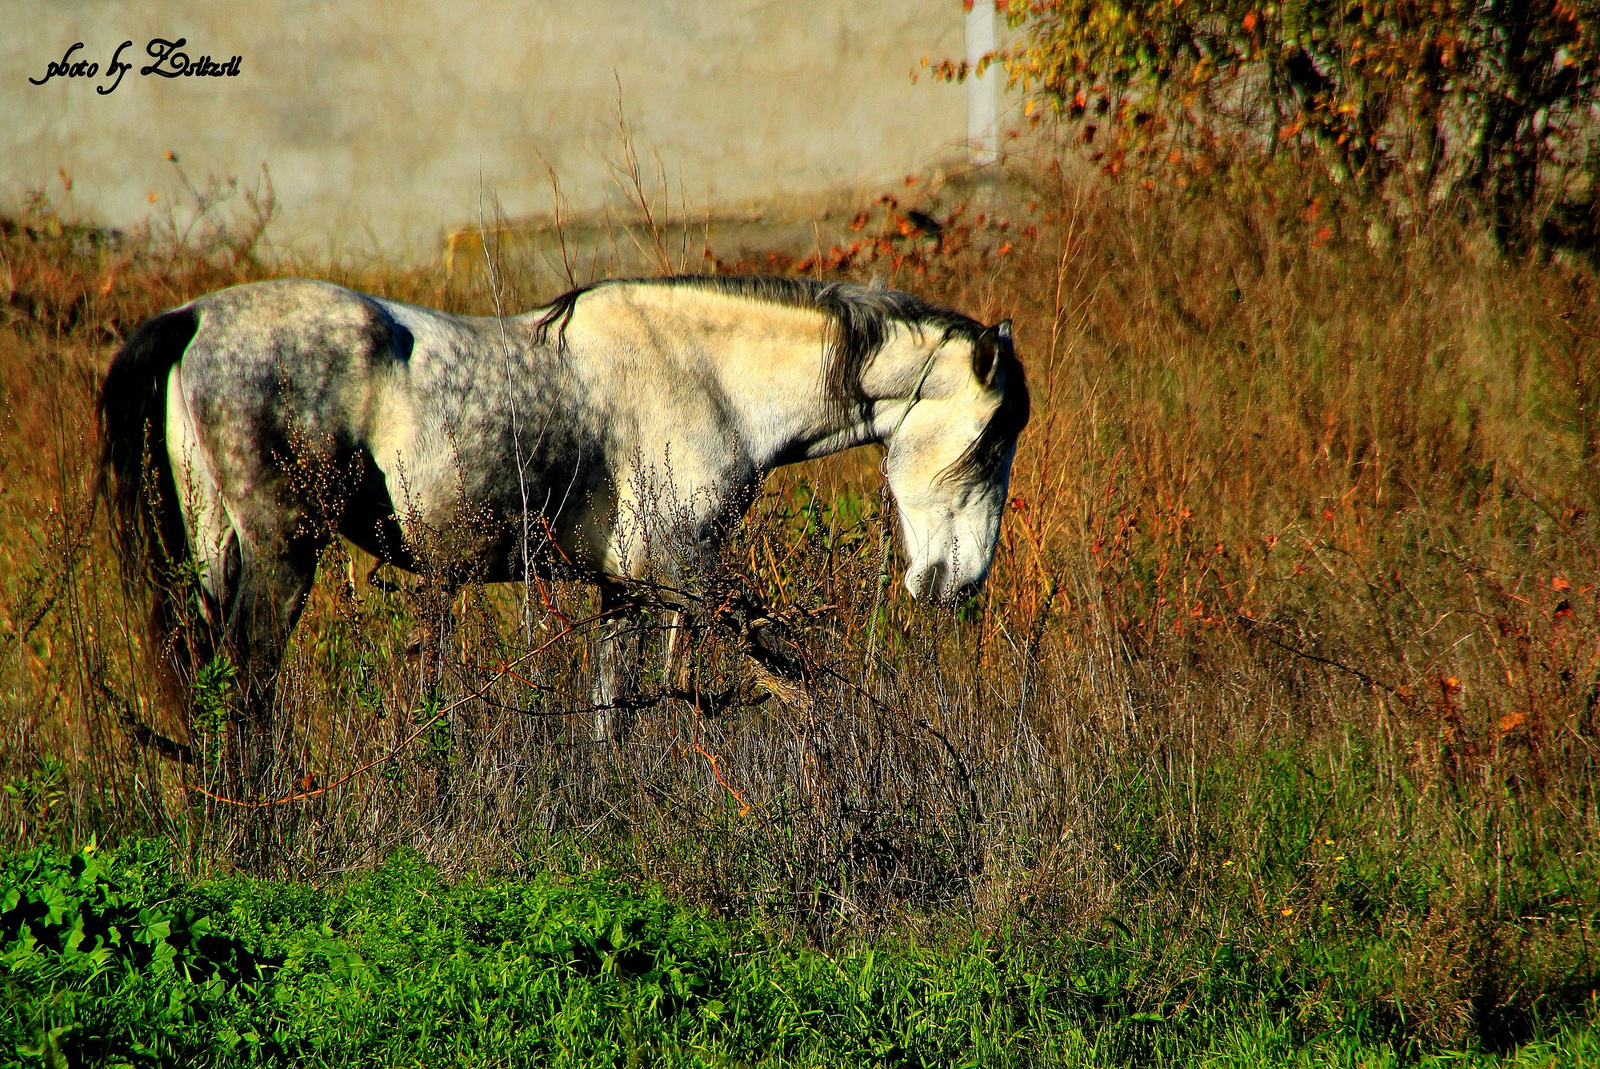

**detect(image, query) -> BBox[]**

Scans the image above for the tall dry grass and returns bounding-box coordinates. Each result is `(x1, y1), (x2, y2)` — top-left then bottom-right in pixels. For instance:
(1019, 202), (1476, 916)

(2, 156), (1598, 1048)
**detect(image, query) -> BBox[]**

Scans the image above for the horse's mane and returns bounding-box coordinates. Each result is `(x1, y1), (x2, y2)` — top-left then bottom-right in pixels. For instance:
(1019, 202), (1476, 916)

(532, 274), (1027, 459)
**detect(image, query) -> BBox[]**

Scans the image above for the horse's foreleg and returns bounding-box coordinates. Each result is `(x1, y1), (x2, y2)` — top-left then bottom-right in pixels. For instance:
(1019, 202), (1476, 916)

(403, 576), (459, 690)
(663, 609), (693, 695)
(592, 585), (643, 743)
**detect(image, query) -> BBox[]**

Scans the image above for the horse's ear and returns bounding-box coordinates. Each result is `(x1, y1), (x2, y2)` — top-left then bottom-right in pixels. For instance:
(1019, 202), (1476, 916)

(973, 323), (1007, 387)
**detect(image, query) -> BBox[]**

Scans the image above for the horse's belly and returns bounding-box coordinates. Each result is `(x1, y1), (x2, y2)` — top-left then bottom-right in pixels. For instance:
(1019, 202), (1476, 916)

(359, 347), (612, 580)
(355, 439), (608, 582)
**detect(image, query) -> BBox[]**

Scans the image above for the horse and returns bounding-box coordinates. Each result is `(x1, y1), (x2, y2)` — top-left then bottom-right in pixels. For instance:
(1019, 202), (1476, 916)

(99, 273), (1029, 772)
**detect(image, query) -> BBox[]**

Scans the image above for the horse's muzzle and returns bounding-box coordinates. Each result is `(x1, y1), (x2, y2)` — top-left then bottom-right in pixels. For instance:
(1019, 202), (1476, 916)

(906, 562), (983, 604)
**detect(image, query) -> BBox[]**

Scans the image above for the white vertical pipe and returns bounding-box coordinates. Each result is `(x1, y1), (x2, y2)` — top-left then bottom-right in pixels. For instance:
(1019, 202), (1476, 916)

(965, 0), (998, 166)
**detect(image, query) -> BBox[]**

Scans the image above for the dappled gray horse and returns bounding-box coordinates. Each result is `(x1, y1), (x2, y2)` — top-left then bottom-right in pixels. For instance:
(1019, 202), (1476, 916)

(100, 274), (1029, 756)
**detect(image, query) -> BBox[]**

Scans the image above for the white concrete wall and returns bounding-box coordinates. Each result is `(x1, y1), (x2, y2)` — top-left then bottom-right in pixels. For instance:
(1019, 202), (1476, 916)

(3, 1), (975, 260)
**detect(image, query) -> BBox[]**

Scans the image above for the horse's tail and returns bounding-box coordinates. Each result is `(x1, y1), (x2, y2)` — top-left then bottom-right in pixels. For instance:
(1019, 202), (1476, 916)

(99, 306), (207, 690)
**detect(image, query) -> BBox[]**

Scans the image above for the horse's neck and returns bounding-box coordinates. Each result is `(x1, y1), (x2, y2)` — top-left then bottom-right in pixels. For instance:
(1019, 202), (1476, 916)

(542, 284), (930, 470)
(547, 286), (868, 466)
(717, 317), (924, 469)
(774, 325), (935, 464)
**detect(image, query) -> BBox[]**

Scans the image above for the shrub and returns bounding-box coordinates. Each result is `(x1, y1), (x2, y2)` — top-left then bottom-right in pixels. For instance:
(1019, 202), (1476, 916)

(996, 1), (1600, 253)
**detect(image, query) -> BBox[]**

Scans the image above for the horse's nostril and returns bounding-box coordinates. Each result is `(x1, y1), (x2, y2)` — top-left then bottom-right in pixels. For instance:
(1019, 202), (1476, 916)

(907, 562), (944, 600)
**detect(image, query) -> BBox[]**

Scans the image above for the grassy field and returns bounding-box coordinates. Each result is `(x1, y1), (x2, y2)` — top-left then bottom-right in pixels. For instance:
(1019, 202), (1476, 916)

(5, 840), (1596, 1068)
(3, 158), (1600, 1064)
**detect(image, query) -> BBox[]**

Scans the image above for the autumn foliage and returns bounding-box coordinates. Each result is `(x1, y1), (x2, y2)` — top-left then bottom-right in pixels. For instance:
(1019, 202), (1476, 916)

(997, 1), (1600, 254)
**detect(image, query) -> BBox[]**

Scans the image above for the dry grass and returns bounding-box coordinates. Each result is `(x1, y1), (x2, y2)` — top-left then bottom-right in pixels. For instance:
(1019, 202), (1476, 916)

(3, 156), (1599, 1051)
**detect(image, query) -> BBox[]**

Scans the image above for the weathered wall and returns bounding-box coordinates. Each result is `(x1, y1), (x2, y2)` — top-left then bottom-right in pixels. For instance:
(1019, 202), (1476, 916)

(3, 2), (973, 260)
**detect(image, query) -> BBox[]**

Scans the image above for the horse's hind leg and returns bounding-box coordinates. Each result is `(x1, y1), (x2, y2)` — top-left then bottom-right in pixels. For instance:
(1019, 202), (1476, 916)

(166, 361), (328, 795)
(222, 537), (320, 790)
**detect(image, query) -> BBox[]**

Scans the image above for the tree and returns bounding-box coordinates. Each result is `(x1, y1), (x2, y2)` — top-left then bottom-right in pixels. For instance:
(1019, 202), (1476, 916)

(999, 0), (1600, 254)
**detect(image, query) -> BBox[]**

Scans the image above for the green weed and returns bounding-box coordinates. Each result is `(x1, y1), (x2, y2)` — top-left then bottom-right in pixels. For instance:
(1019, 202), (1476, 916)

(5, 841), (1596, 1066)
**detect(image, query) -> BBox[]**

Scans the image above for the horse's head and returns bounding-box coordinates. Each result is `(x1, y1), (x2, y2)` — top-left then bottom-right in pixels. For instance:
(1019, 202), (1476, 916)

(884, 320), (1030, 603)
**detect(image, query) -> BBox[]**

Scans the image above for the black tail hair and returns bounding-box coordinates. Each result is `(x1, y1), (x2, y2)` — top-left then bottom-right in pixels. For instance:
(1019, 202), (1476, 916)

(99, 306), (208, 689)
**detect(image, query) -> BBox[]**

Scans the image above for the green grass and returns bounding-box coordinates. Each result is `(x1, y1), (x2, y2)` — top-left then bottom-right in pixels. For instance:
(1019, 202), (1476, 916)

(5, 840), (1596, 1067)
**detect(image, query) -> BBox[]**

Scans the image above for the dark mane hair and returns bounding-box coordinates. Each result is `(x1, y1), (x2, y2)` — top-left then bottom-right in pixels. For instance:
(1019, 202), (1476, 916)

(532, 273), (1029, 471)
